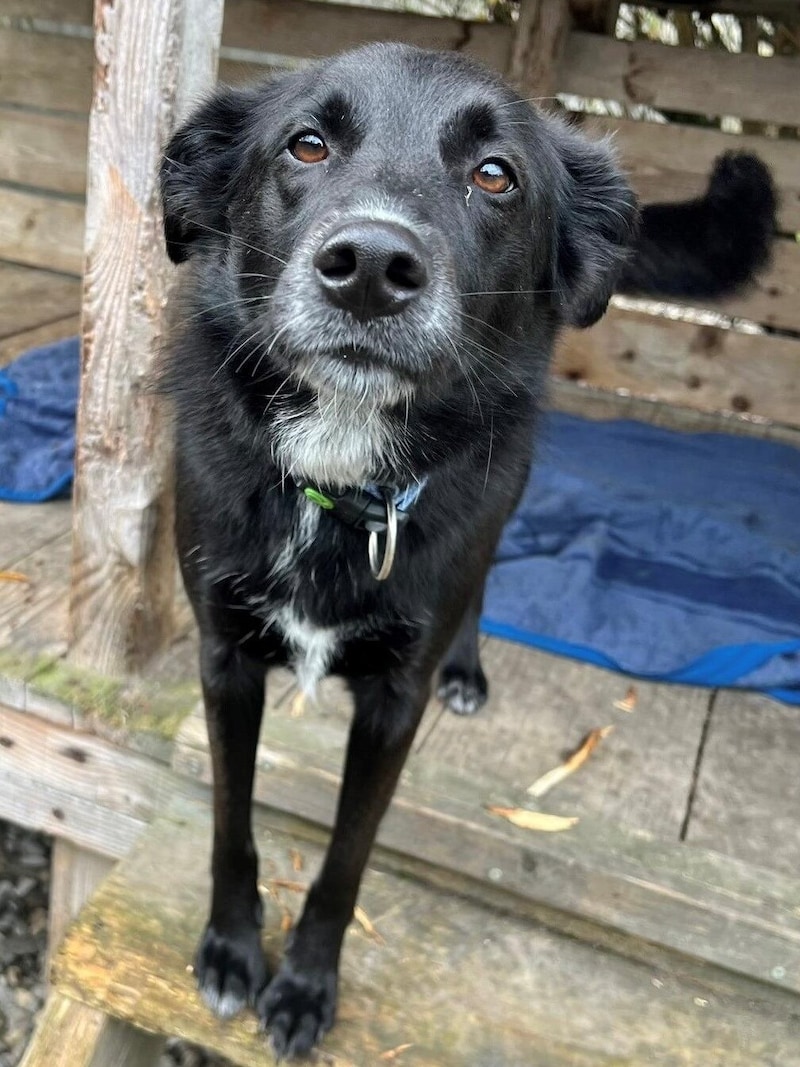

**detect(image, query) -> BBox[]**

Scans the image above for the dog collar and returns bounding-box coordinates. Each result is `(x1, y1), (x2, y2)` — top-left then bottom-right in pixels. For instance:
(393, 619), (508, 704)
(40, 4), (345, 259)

(299, 479), (427, 580)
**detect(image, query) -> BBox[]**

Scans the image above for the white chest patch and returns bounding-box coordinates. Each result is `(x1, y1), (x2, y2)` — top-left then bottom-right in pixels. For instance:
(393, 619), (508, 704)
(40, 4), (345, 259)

(274, 606), (340, 695)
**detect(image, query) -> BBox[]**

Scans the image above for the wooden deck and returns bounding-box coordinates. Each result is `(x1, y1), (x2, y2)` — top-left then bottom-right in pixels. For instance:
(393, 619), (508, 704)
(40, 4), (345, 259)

(3, 268), (800, 1063)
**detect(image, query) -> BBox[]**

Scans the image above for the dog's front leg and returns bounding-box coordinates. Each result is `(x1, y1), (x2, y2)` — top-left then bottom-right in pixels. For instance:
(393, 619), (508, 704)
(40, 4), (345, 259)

(195, 635), (269, 1018)
(259, 672), (429, 1059)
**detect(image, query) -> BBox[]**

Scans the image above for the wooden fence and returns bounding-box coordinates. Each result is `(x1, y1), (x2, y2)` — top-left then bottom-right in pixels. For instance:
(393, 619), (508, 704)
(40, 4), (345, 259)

(1, 0), (798, 428)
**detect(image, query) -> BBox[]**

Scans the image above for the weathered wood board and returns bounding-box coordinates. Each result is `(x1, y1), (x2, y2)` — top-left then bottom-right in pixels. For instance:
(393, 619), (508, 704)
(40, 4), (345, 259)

(0, 108), (88, 196)
(415, 638), (711, 840)
(0, 186), (84, 274)
(686, 690), (800, 879)
(0, 264), (81, 338)
(580, 114), (800, 234)
(174, 702), (800, 999)
(52, 793), (800, 1066)
(555, 304), (800, 425)
(20, 993), (165, 1067)
(563, 31), (800, 127)
(0, 315), (81, 368)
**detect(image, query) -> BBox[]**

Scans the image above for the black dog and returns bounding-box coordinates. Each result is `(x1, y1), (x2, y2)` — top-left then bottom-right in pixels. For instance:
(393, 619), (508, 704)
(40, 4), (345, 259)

(160, 43), (775, 1059)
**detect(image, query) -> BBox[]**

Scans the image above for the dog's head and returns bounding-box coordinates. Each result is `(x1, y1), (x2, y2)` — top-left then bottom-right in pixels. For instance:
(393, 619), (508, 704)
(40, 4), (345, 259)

(161, 43), (637, 411)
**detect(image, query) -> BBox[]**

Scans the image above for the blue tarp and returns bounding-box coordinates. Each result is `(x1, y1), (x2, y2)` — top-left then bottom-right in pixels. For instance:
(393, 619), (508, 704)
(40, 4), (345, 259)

(484, 413), (800, 703)
(0, 337), (79, 503)
(3, 338), (800, 701)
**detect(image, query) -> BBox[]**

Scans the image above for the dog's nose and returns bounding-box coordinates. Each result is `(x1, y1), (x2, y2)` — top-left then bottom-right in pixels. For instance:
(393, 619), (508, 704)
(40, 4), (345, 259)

(313, 221), (430, 319)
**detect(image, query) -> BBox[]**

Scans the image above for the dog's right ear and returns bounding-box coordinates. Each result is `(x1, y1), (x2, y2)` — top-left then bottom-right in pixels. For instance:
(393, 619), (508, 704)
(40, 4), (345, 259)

(160, 87), (256, 264)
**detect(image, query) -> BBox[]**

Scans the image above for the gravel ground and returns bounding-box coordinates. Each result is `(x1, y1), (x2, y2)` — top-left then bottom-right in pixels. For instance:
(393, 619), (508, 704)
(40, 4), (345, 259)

(0, 820), (228, 1067)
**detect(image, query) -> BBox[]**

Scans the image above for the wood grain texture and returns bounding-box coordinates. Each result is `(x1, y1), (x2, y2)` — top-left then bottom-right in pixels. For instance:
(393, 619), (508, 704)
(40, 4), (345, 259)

(550, 376), (800, 448)
(686, 690), (800, 878)
(560, 31), (800, 127)
(52, 792), (800, 1066)
(0, 186), (84, 273)
(0, 315), (81, 368)
(0, 108), (88, 196)
(173, 705), (800, 998)
(0, 499), (71, 571)
(47, 840), (114, 968)
(20, 993), (165, 1067)
(0, 264), (80, 338)
(414, 638), (710, 840)
(580, 114), (800, 234)
(68, 0), (225, 674)
(554, 304), (800, 425)
(507, 0), (571, 95)
(715, 239), (800, 332)
(0, 28), (92, 113)
(221, 0), (513, 70)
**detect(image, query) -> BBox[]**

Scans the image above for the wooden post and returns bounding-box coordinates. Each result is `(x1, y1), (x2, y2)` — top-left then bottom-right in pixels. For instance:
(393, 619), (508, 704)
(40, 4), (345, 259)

(69, 0), (225, 674)
(48, 841), (114, 975)
(20, 994), (165, 1067)
(508, 0), (572, 97)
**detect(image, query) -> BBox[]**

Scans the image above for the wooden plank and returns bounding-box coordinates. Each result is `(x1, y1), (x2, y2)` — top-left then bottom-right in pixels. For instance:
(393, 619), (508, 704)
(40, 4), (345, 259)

(0, 0), (92, 19)
(550, 375), (800, 450)
(554, 304), (800, 425)
(716, 239), (800, 332)
(414, 639), (710, 839)
(221, 0), (513, 71)
(0, 499), (71, 571)
(52, 792), (800, 1067)
(579, 114), (800, 234)
(173, 707), (800, 998)
(0, 531), (72, 650)
(507, 0), (571, 95)
(0, 263), (81, 337)
(559, 31), (800, 128)
(0, 699), (175, 856)
(0, 314), (81, 368)
(20, 993), (165, 1067)
(686, 690), (800, 878)
(0, 29), (91, 113)
(48, 841), (114, 968)
(0, 108), (88, 196)
(69, 0), (226, 674)
(0, 186), (84, 273)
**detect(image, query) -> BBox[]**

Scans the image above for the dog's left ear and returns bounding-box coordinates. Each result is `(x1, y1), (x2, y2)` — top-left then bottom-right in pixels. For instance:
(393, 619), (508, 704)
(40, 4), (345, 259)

(550, 125), (639, 328)
(160, 86), (258, 264)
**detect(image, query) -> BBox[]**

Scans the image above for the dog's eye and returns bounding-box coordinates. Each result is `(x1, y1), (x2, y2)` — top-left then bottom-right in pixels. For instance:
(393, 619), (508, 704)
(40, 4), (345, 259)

(289, 132), (329, 164)
(472, 159), (515, 194)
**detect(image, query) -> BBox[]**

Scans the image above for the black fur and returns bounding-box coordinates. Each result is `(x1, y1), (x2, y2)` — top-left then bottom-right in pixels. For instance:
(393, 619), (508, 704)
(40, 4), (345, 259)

(160, 43), (775, 1058)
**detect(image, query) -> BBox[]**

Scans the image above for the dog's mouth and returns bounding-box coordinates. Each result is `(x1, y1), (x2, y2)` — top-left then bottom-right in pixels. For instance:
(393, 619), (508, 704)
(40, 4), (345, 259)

(291, 345), (416, 407)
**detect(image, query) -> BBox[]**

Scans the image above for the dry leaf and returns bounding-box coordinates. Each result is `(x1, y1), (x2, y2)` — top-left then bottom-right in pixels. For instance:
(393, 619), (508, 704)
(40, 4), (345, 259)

(354, 905), (384, 944)
(0, 571), (28, 583)
(379, 1044), (414, 1061)
(613, 685), (638, 713)
(266, 878), (307, 893)
(487, 806), (578, 832)
(290, 849), (305, 873)
(526, 725), (614, 798)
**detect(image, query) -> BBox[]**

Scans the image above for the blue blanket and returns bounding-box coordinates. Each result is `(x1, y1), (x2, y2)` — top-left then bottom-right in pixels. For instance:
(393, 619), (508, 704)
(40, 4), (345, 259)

(0, 337), (80, 503)
(484, 413), (800, 703)
(3, 338), (799, 701)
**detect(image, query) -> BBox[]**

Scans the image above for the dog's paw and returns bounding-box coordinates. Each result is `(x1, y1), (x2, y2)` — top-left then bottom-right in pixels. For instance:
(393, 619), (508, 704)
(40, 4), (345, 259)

(258, 964), (337, 1061)
(195, 922), (268, 1019)
(437, 663), (488, 716)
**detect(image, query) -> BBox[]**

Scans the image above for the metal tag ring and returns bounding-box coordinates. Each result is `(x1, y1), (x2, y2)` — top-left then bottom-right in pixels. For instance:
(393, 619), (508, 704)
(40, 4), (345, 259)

(368, 495), (398, 580)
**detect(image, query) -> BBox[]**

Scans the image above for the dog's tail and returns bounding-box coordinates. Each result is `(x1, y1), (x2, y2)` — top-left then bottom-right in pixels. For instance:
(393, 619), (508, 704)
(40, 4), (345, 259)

(617, 151), (777, 300)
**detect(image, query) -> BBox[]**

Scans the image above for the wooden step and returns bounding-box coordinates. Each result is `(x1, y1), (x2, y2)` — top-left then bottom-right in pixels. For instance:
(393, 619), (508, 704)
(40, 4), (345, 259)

(41, 792), (800, 1067)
